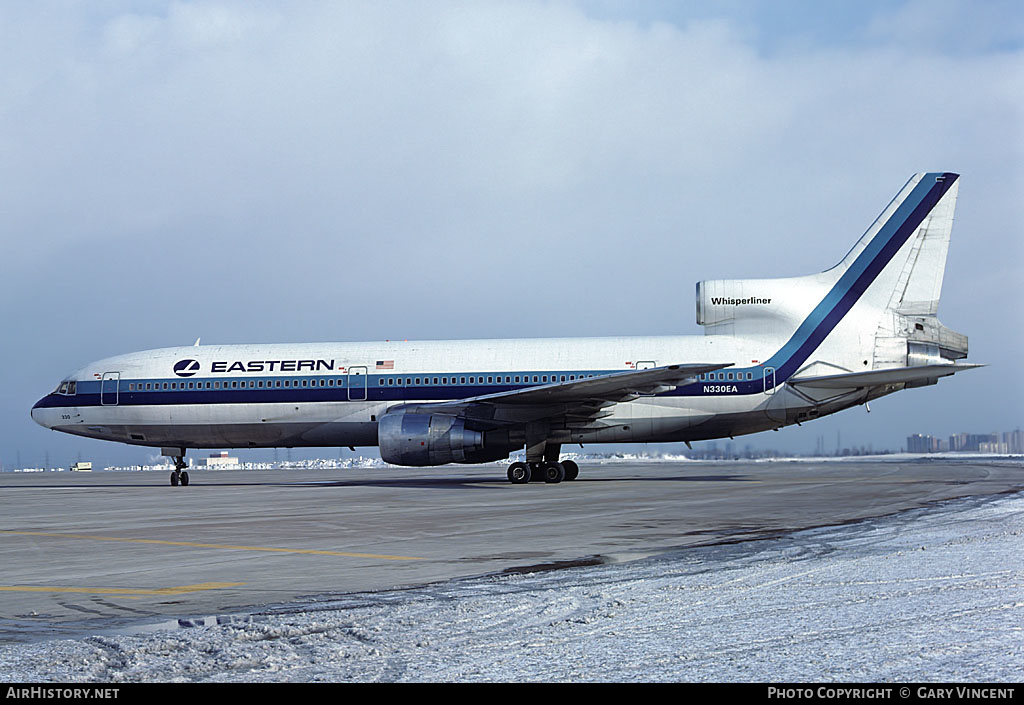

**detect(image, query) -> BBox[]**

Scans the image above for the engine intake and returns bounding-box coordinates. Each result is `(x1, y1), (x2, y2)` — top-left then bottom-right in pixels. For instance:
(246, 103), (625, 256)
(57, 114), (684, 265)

(378, 412), (509, 466)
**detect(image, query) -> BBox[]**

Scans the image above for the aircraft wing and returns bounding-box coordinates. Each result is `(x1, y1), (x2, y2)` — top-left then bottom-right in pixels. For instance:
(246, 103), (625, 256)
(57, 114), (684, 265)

(788, 363), (983, 390)
(402, 363), (732, 422)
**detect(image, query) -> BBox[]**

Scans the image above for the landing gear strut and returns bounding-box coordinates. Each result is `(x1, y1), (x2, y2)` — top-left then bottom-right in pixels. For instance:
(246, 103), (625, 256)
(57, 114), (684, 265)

(169, 455), (189, 487)
(505, 440), (580, 484)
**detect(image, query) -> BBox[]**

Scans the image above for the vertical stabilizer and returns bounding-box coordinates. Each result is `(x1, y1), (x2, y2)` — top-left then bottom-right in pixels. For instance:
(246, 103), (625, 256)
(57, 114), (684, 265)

(888, 179), (958, 316)
(866, 174), (967, 366)
(828, 172), (960, 315)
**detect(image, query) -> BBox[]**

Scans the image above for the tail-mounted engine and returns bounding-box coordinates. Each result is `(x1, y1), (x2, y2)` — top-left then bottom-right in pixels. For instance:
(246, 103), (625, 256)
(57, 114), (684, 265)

(696, 275), (832, 337)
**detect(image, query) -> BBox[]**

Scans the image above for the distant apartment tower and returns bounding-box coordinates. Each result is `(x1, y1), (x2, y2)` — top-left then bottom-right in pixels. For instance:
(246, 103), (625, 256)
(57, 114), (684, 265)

(907, 434), (949, 453)
(980, 430), (1022, 454)
(949, 432), (1002, 452)
(910, 430), (1020, 455)
(907, 434), (937, 453)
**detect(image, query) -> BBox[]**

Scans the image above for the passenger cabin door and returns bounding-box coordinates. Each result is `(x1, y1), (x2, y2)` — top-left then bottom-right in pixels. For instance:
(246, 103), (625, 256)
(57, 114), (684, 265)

(763, 367), (776, 395)
(347, 366), (367, 401)
(101, 372), (120, 406)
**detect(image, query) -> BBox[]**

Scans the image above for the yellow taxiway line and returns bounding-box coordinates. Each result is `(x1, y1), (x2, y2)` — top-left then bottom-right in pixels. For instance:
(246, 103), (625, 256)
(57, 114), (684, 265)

(0, 530), (423, 561)
(0, 582), (245, 596)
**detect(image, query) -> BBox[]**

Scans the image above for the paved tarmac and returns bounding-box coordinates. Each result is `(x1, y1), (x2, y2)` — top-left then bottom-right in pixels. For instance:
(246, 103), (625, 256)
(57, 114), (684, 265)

(1, 459), (1021, 643)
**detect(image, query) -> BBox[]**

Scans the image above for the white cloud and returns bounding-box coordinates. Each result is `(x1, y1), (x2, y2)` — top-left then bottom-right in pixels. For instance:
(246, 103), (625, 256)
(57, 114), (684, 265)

(1, 1), (1021, 461)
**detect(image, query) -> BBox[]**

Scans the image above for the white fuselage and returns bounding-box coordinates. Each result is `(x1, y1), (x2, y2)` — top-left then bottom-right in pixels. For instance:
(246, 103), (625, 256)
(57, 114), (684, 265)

(31, 334), (804, 452)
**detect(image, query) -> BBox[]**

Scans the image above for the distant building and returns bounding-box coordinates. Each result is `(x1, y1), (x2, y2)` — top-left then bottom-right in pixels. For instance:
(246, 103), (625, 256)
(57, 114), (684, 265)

(907, 434), (929, 453)
(908, 430), (1021, 455)
(907, 434), (943, 453)
(948, 433), (1000, 452)
(196, 451), (238, 468)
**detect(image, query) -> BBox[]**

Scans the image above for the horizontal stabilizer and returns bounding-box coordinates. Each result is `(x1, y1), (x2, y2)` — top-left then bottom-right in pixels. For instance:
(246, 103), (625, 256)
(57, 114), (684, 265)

(789, 363), (983, 390)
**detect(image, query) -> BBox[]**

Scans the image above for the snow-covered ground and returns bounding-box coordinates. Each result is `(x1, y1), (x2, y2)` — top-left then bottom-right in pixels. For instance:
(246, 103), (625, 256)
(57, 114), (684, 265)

(3, 492), (1022, 682)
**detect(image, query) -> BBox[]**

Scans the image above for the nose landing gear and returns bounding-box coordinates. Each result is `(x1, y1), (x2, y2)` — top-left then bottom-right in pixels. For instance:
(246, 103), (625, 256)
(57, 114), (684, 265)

(165, 450), (190, 487)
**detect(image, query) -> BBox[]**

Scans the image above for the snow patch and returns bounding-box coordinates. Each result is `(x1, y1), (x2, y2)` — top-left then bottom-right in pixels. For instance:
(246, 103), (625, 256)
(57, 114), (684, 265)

(2, 494), (1022, 682)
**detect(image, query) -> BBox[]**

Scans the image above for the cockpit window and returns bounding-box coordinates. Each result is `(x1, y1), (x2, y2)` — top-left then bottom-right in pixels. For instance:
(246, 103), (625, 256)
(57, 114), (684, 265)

(67, 381), (76, 395)
(58, 382), (69, 395)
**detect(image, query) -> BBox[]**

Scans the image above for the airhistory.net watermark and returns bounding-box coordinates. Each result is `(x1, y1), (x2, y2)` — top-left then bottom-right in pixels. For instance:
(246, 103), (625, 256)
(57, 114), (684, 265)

(6, 688), (118, 700)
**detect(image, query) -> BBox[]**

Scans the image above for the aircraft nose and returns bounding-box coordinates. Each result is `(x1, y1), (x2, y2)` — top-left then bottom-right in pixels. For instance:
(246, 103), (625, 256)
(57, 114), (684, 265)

(31, 398), (51, 429)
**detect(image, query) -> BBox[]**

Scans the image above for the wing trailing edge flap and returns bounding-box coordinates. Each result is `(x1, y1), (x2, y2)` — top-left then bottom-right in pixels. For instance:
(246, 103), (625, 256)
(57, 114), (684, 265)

(408, 362), (733, 424)
(788, 363), (983, 390)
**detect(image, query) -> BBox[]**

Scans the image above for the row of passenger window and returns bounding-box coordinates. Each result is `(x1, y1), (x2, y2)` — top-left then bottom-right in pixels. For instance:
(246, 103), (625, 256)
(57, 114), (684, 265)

(123, 375), (601, 391)
(70, 371), (752, 394)
(127, 378), (342, 391)
(699, 372), (754, 381)
(124, 373), (601, 391)
(378, 373), (596, 386)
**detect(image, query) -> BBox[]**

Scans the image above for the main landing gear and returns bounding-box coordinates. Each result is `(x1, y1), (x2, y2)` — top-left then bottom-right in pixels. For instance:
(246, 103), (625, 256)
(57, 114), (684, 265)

(506, 459), (580, 485)
(507, 437), (580, 485)
(169, 455), (189, 487)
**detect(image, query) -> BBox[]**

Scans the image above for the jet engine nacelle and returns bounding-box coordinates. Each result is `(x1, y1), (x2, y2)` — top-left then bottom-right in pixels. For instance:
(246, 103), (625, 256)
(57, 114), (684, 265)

(378, 412), (509, 466)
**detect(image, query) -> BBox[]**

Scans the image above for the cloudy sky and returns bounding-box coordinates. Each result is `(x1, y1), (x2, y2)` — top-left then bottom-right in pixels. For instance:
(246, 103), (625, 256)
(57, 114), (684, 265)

(2, 0), (1021, 468)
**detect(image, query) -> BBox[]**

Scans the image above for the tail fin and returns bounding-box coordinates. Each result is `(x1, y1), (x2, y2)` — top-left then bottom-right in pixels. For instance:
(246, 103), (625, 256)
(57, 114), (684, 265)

(833, 172), (959, 317)
(888, 177), (958, 317)
(849, 173), (968, 366)
(697, 172), (967, 376)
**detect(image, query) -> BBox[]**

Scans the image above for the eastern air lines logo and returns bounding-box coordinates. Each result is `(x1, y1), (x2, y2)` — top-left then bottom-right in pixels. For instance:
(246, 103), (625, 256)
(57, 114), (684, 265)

(173, 359), (201, 377)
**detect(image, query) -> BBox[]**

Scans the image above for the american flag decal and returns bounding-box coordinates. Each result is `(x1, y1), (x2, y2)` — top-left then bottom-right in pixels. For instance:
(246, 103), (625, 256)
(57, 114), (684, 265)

(376, 360), (394, 369)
